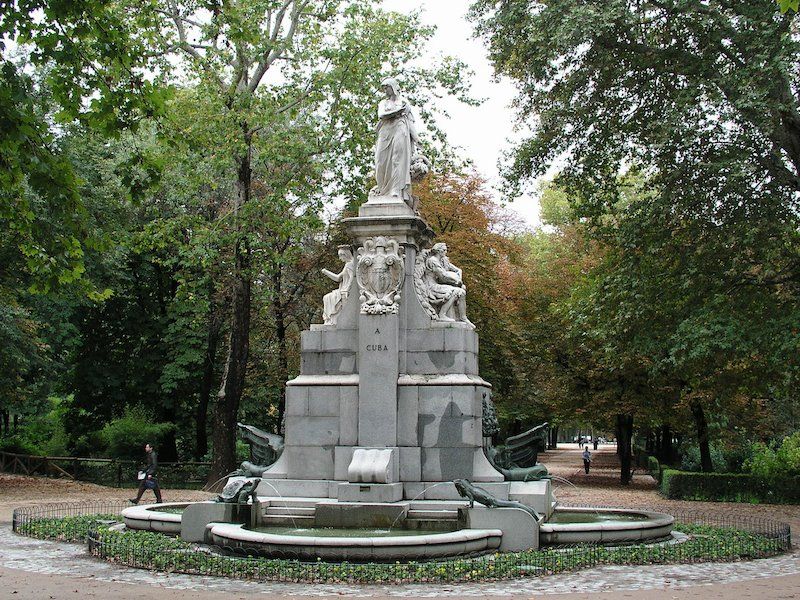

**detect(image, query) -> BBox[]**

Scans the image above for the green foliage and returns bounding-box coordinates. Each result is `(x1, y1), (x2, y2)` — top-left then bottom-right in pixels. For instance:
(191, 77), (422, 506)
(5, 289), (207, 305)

(660, 469), (800, 503)
(470, 0), (800, 471)
(99, 407), (175, 460)
(679, 441), (728, 473)
(647, 456), (660, 479)
(744, 432), (800, 478)
(17, 514), (121, 542)
(16, 519), (784, 583)
(778, 0), (799, 13)
(3, 396), (70, 456)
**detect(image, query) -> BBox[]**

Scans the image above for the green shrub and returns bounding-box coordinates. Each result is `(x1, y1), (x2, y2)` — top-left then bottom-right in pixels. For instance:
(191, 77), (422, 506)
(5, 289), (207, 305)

(660, 469), (800, 503)
(647, 456), (660, 479)
(100, 407), (175, 460)
(745, 432), (800, 478)
(679, 441), (727, 472)
(0, 396), (70, 456)
(0, 436), (41, 455)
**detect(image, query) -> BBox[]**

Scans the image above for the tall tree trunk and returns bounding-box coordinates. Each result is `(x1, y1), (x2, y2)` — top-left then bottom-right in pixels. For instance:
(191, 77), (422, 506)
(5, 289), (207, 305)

(548, 425), (558, 449)
(209, 143), (253, 484)
(616, 413), (634, 484)
(690, 400), (713, 472)
(1, 410), (7, 436)
(659, 423), (673, 464)
(196, 299), (221, 460)
(273, 268), (289, 434)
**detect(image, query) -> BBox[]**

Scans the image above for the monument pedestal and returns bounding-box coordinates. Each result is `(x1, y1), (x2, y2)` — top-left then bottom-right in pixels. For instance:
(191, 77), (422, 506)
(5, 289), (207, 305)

(261, 200), (505, 500)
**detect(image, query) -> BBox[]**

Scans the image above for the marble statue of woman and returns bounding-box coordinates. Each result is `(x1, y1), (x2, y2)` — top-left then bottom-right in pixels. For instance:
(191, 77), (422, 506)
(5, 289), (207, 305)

(321, 246), (354, 325)
(371, 78), (420, 203)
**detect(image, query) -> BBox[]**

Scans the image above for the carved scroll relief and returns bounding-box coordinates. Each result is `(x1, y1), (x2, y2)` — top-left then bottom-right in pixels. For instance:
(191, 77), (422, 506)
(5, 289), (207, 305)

(356, 237), (405, 315)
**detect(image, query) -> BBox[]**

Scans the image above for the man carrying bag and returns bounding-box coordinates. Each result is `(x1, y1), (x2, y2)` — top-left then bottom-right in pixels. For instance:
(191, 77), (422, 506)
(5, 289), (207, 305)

(129, 443), (163, 504)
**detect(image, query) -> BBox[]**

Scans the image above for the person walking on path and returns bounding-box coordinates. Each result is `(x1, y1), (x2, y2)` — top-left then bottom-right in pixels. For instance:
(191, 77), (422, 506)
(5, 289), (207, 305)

(129, 443), (162, 504)
(582, 446), (592, 474)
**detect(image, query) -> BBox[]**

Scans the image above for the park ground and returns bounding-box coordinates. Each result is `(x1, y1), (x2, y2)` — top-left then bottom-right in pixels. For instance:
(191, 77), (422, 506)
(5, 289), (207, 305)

(0, 444), (798, 599)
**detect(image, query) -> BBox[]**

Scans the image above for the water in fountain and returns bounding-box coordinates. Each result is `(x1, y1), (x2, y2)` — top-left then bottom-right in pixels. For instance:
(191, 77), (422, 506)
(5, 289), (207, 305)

(202, 471), (238, 493)
(257, 480), (299, 529)
(547, 474), (601, 517)
(388, 481), (455, 532)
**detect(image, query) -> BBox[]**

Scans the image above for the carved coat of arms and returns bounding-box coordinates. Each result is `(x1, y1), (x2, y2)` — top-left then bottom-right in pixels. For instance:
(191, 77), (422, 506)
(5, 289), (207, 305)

(356, 237), (404, 315)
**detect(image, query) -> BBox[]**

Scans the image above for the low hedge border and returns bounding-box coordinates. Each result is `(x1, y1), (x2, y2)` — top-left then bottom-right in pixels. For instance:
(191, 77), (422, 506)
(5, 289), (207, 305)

(12, 501), (792, 584)
(660, 470), (800, 503)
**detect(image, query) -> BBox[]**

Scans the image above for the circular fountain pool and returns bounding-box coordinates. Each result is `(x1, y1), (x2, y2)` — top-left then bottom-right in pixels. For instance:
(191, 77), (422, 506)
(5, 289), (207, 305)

(540, 507), (674, 545)
(209, 522), (503, 561)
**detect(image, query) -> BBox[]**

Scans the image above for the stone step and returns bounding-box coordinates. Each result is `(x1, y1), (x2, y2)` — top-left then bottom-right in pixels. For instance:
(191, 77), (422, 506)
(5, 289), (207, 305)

(263, 506), (316, 517)
(260, 514), (315, 526)
(407, 509), (459, 520)
(261, 497), (320, 509)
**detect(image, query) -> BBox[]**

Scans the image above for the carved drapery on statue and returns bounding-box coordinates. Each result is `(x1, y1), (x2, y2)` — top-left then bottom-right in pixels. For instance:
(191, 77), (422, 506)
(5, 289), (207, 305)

(369, 78), (430, 212)
(321, 245), (354, 325)
(413, 242), (471, 324)
(356, 236), (405, 315)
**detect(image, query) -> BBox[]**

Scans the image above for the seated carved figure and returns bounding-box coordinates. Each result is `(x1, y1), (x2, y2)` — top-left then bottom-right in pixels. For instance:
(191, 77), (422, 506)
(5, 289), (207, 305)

(415, 243), (472, 323)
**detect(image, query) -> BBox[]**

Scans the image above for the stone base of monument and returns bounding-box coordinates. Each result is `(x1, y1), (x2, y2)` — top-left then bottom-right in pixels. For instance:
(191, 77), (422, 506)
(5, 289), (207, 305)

(315, 500), (408, 528)
(337, 482), (404, 502)
(461, 506), (540, 552)
(253, 477), (554, 508)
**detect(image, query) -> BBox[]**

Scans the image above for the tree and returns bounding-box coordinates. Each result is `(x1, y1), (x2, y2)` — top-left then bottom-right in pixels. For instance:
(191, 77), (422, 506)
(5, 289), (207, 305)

(471, 1), (800, 468)
(138, 0), (472, 480)
(1, 0), (166, 292)
(416, 171), (538, 428)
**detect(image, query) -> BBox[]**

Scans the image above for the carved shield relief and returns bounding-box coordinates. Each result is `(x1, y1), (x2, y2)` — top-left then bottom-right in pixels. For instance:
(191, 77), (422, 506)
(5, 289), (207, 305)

(356, 237), (404, 314)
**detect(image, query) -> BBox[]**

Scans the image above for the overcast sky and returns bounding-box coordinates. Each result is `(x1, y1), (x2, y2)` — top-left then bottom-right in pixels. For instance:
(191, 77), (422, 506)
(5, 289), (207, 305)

(381, 0), (542, 228)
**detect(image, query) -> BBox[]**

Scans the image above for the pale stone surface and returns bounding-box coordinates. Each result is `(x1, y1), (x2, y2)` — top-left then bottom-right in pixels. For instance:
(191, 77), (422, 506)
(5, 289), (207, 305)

(334, 446), (355, 480)
(338, 386), (359, 445)
(320, 246), (354, 325)
(256, 478), (331, 497)
(398, 446), (421, 481)
(369, 78), (420, 205)
(509, 480), (554, 520)
(358, 313), (399, 446)
(413, 243), (472, 324)
(181, 502), (236, 543)
(356, 237), (404, 315)
(284, 416), (339, 446)
(464, 506), (539, 551)
(285, 385), (308, 416)
(315, 501), (408, 528)
(396, 386), (419, 446)
(347, 448), (398, 484)
(278, 446), (335, 479)
(337, 482), (403, 502)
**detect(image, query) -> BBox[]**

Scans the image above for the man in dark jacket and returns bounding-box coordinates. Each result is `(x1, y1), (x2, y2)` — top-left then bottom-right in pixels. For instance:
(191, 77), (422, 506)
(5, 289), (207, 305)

(129, 443), (163, 504)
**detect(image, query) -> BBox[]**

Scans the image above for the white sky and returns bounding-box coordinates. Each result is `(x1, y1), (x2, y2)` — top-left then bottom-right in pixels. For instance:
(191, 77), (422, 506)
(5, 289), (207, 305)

(381, 0), (542, 228)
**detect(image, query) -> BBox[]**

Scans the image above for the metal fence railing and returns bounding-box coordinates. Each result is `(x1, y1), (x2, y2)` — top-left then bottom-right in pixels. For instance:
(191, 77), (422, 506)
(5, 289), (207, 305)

(0, 451), (211, 488)
(11, 500), (793, 584)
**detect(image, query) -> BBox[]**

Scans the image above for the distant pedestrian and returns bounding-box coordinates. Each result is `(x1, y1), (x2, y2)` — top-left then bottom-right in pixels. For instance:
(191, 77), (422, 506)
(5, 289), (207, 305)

(129, 443), (162, 504)
(593, 438), (599, 450)
(582, 446), (592, 474)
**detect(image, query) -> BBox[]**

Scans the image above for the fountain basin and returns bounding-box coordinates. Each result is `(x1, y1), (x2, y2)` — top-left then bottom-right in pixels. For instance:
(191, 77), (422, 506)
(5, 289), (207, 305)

(208, 522), (502, 561)
(540, 507), (674, 544)
(122, 502), (189, 534)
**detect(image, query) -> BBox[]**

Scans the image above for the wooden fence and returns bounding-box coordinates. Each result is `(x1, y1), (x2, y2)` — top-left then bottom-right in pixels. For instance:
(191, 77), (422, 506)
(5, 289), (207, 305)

(0, 451), (211, 488)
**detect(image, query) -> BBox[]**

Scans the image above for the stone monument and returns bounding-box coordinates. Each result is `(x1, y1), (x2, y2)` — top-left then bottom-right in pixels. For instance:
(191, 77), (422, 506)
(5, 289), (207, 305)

(259, 80), (551, 510)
